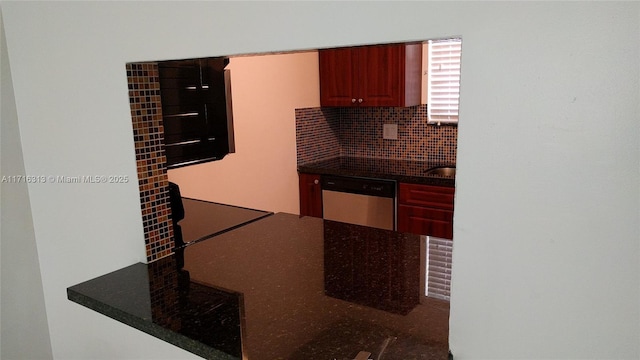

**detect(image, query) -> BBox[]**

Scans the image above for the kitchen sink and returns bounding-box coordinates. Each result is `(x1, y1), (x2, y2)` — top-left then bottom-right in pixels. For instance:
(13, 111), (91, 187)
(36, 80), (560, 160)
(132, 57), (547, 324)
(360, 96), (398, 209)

(424, 166), (456, 177)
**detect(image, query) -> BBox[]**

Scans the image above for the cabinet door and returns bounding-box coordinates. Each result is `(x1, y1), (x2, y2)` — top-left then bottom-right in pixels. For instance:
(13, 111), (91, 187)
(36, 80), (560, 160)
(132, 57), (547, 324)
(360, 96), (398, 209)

(298, 173), (322, 217)
(319, 48), (357, 107)
(357, 44), (405, 107)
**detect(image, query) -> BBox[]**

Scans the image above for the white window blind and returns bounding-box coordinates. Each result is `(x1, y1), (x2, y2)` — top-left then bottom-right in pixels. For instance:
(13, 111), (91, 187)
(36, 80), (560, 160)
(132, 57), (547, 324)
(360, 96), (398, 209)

(425, 236), (453, 301)
(427, 38), (462, 124)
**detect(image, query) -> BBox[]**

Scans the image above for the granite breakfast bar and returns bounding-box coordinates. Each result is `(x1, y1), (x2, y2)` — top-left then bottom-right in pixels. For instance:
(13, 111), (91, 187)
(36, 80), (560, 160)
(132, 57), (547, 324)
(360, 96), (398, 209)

(68, 206), (450, 359)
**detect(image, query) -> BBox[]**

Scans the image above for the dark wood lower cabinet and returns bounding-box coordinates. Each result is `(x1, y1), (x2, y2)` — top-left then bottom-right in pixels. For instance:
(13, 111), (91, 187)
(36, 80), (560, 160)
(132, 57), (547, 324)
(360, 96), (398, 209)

(398, 183), (454, 239)
(398, 205), (453, 239)
(298, 173), (322, 217)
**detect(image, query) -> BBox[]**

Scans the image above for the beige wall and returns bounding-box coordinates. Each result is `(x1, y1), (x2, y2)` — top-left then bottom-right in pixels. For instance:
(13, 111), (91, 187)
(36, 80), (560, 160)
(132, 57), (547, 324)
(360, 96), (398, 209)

(168, 51), (320, 214)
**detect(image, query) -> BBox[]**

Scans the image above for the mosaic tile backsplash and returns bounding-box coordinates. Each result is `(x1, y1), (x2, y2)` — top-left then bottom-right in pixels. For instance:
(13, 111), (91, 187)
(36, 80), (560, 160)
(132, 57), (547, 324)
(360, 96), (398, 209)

(295, 104), (457, 165)
(127, 62), (174, 263)
(295, 107), (340, 165)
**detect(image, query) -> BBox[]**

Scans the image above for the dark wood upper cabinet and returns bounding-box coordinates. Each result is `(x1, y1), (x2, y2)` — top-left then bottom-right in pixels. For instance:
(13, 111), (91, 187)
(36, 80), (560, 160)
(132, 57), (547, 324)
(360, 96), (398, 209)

(319, 43), (422, 107)
(318, 47), (356, 106)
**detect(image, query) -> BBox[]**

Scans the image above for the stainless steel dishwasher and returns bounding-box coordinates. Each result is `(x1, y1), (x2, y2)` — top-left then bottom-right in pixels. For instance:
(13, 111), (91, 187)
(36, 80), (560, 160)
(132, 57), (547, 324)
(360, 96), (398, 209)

(321, 175), (396, 231)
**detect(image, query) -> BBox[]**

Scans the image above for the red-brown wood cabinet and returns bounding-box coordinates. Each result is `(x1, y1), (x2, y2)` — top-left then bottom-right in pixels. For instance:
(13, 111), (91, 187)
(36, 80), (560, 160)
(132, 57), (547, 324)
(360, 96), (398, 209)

(397, 183), (455, 239)
(298, 173), (322, 217)
(319, 43), (423, 107)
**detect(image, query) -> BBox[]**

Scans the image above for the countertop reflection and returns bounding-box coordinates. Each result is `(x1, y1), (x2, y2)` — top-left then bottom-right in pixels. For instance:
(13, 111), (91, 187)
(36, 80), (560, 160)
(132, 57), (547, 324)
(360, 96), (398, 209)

(179, 198), (272, 244)
(68, 214), (449, 360)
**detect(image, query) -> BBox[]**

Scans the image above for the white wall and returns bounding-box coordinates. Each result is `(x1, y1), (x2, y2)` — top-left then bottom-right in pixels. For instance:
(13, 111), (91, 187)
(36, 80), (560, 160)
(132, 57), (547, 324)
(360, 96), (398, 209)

(0, 2), (638, 360)
(0, 11), (53, 359)
(168, 52), (320, 214)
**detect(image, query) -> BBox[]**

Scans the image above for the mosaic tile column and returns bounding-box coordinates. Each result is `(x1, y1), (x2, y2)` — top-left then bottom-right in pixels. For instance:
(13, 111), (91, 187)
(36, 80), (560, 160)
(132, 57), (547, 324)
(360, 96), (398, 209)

(126, 62), (174, 262)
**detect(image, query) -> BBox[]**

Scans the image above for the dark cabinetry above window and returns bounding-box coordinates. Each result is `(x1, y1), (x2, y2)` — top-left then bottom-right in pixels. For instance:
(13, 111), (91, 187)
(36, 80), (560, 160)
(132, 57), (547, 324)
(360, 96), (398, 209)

(159, 57), (234, 169)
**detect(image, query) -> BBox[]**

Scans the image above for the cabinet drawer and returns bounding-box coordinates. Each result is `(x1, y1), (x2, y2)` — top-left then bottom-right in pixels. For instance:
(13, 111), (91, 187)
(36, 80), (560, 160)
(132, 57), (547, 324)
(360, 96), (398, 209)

(399, 183), (454, 210)
(397, 205), (453, 239)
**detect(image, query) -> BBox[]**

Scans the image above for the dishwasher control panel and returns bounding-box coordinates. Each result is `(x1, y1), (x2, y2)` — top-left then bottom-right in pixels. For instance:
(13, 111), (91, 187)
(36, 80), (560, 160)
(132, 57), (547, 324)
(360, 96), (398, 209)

(321, 175), (396, 198)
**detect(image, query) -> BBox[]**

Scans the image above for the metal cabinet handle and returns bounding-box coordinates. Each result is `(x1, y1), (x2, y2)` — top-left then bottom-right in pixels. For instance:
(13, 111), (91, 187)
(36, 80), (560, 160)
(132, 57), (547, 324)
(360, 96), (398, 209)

(314, 179), (319, 185)
(358, 98), (363, 103)
(351, 98), (356, 103)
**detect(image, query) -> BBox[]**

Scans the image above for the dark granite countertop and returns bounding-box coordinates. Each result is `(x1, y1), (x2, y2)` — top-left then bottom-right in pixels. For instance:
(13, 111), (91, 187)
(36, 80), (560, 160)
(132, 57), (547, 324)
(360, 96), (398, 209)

(68, 213), (450, 359)
(297, 157), (455, 187)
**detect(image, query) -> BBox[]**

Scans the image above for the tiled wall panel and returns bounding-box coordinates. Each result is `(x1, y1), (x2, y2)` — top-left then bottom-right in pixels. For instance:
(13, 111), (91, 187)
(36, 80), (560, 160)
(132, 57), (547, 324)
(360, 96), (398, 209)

(295, 104), (458, 165)
(127, 62), (174, 262)
(295, 107), (341, 165)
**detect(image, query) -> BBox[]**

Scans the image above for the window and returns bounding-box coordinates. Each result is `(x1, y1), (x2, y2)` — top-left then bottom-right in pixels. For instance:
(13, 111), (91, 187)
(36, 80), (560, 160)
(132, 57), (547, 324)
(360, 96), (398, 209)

(424, 235), (453, 302)
(427, 38), (462, 125)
